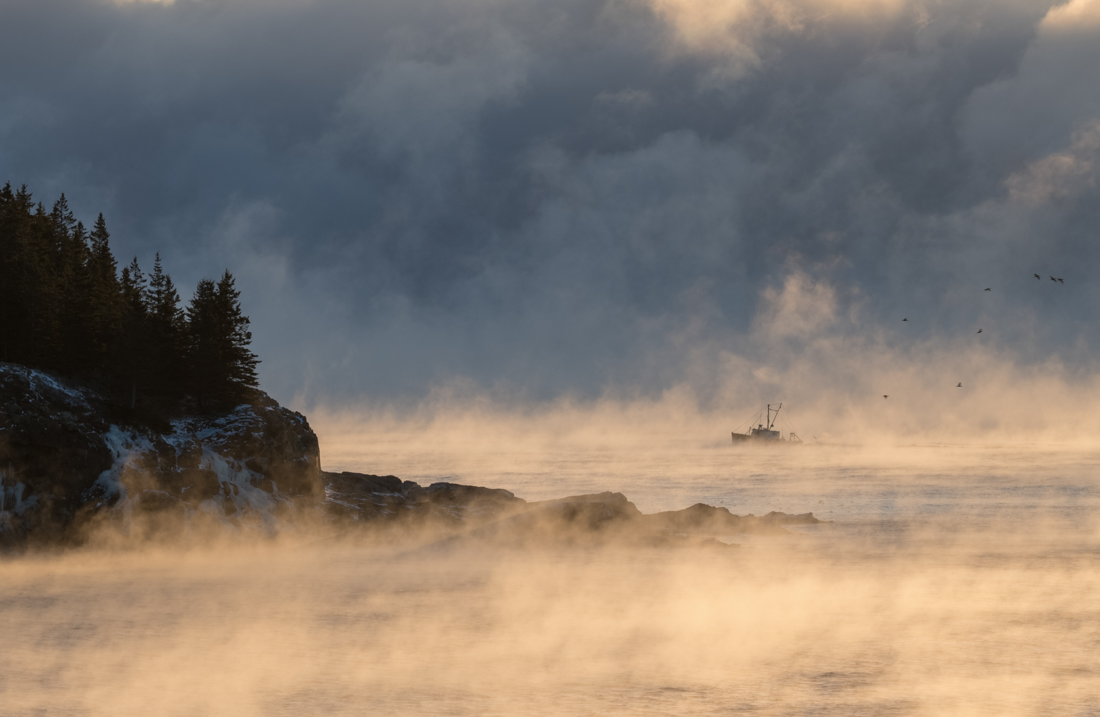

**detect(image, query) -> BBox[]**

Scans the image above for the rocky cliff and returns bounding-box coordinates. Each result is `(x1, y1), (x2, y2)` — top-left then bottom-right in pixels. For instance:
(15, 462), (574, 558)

(0, 363), (322, 544)
(1, 363), (823, 548)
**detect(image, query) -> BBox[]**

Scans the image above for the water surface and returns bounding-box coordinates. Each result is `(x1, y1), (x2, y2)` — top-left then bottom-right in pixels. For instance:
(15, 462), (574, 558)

(3, 439), (1099, 716)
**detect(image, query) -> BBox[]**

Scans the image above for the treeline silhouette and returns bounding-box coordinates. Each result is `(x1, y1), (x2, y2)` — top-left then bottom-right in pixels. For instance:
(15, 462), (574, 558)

(0, 183), (259, 415)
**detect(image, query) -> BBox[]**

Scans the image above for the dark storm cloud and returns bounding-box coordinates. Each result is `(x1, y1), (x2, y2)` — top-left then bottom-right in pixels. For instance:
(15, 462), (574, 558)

(2, 0), (1098, 405)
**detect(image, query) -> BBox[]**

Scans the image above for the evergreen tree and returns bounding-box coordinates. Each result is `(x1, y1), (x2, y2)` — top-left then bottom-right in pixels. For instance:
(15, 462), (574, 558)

(121, 257), (147, 313)
(57, 220), (93, 372)
(86, 213), (122, 369)
(0, 188), (60, 366)
(185, 271), (259, 407)
(0, 183), (30, 363)
(147, 253), (187, 398)
(116, 257), (150, 407)
(48, 195), (81, 370)
(215, 270), (259, 393)
(49, 194), (76, 237)
(31, 200), (63, 367)
(0, 183), (26, 362)
(186, 278), (221, 406)
(0, 182), (265, 417)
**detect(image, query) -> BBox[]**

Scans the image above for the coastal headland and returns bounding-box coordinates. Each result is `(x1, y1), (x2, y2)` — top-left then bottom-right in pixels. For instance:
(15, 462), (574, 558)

(0, 363), (820, 549)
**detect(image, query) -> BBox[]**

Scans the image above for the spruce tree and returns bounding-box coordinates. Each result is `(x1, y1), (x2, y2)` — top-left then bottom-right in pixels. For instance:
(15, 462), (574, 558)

(48, 195), (77, 268)
(48, 195), (80, 370)
(186, 278), (221, 407)
(185, 271), (259, 407)
(1, 183), (265, 417)
(116, 257), (149, 407)
(0, 184), (32, 363)
(1, 190), (61, 367)
(58, 220), (93, 373)
(147, 253), (187, 398)
(86, 213), (122, 369)
(216, 270), (259, 394)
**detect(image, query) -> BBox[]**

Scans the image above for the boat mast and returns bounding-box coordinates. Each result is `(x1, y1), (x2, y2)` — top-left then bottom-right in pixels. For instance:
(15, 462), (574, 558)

(768, 403), (782, 430)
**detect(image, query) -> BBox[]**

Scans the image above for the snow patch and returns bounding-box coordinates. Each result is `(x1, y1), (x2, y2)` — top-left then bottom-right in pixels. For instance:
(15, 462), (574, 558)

(92, 425), (155, 527)
(0, 471), (39, 531)
(2, 363), (93, 410)
(95, 425), (151, 505)
(195, 448), (281, 530)
(95, 424), (288, 532)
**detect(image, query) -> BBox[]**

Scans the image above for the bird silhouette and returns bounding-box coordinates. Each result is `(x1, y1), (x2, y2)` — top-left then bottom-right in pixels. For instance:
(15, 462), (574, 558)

(1034, 274), (1041, 280)
(1051, 276), (1057, 282)
(883, 395), (888, 399)
(902, 318), (908, 321)
(956, 382), (962, 387)
(1058, 278), (1064, 284)
(985, 287), (991, 291)
(977, 329), (982, 333)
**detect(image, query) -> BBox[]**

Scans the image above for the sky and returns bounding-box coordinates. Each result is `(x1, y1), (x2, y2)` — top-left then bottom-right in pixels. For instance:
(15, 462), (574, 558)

(2, 0), (1099, 412)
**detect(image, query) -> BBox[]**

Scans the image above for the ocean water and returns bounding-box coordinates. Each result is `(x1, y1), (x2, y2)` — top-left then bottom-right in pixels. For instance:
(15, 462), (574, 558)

(3, 437), (1099, 716)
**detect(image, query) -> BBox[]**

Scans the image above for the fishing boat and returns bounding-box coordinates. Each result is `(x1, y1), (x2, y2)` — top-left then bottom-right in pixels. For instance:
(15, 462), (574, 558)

(730, 403), (803, 444)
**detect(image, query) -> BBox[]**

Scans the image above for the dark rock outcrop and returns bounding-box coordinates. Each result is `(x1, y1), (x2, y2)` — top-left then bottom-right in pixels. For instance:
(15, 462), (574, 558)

(322, 470), (525, 527)
(1, 363), (322, 544)
(642, 503), (824, 536)
(320, 476), (825, 550)
(0, 365), (113, 541)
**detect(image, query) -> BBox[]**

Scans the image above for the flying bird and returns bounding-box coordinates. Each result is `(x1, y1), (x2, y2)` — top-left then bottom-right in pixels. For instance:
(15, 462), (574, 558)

(1051, 276), (1057, 282)
(957, 382), (962, 387)
(1034, 274), (1041, 280)
(883, 395), (888, 399)
(985, 287), (991, 291)
(1058, 278), (1064, 284)
(902, 318), (908, 321)
(976, 329), (982, 333)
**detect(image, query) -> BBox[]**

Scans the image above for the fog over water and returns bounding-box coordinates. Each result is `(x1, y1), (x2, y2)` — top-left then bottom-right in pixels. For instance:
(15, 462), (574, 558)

(5, 412), (1100, 715)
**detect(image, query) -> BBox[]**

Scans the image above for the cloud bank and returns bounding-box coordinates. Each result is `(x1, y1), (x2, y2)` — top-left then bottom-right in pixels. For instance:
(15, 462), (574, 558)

(2, 0), (1099, 411)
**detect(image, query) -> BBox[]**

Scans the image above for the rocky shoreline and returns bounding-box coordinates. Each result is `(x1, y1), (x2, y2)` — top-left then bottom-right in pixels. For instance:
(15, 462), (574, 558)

(1, 363), (822, 548)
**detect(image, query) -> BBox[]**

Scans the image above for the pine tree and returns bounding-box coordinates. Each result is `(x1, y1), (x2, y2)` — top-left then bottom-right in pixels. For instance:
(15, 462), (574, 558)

(116, 257), (150, 407)
(215, 270), (259, 393)
(1, 183), (265, 417)
(121, 257), (147, 312)
(147, 253), (187, 398)
(185, 271), (259, 407)
(32, 200), (64, 367)
(0, 189), (61, 367)
(186, 278), (221, 407)
(0, 183), (29, 363)
(57, 219), (93, 372)
(48, 195), (77, 270)
(86, 213), (122, 369)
